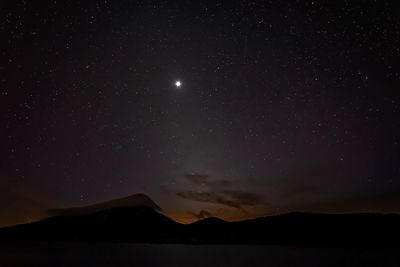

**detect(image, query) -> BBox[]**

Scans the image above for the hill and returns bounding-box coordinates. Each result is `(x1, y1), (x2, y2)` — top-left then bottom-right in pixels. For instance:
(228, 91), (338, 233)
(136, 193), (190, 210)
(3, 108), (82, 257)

(1, 195), (400, 246)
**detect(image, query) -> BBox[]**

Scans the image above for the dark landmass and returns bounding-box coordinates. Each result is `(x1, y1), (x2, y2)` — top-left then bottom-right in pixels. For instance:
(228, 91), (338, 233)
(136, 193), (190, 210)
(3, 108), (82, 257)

(48, 193), (162, 216)
(1, 194), (399, 246)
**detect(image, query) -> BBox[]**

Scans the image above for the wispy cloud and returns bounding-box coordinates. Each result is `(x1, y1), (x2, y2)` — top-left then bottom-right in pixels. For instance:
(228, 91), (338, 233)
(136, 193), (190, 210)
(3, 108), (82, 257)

(184, 174), (209, 185)
(188, 209), (214, 219)
(184, 173), (231, 188)
(222, 190), (262, 206)
(176, 189), (262, 209)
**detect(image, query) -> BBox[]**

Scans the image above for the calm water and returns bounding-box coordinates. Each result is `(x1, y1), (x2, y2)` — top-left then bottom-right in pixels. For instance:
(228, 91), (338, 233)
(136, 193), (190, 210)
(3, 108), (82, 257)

(0, 243), (399, 266)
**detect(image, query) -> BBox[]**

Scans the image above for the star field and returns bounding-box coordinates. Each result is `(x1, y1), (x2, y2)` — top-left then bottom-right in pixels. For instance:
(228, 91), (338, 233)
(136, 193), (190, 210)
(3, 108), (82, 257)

(0, 0), (399, 225)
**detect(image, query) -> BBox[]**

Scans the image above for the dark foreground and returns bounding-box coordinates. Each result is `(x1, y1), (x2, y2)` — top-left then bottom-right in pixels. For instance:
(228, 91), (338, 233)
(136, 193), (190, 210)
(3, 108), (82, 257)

(1, 243), (400, 267)
(2, 206), (400, 246)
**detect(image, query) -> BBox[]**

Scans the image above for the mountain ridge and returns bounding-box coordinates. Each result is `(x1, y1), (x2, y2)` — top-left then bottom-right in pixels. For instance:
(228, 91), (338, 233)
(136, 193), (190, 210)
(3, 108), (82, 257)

(48, 193), (162, 217)
(1, 194), (400, 246)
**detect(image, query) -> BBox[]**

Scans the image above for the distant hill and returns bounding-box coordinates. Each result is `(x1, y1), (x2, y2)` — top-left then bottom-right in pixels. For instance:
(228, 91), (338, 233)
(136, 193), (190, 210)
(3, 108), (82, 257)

(1, 194), (400, 246)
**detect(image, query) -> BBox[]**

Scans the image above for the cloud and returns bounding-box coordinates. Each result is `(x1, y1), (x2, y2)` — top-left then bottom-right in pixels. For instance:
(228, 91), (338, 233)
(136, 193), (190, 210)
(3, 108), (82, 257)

(177, 191), (240, 208)
(212, 179), (232, 187)
(188, 209), (214, 220)
(184, 174), (209, 185)
(222, 190), (262, 206)
(176, 173), (263, 209)
(198, 209), (213, 219)
(184, 173), (231, 188)
(176, 190), (262, 209)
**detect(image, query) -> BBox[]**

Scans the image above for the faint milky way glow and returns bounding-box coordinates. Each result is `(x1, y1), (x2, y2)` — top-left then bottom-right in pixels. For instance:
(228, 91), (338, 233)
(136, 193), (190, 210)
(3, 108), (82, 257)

(0, 1), (399, 226)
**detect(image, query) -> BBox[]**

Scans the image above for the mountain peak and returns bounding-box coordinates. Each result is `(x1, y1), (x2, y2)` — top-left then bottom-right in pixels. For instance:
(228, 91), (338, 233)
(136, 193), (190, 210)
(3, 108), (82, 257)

(48, 193), (161, 217)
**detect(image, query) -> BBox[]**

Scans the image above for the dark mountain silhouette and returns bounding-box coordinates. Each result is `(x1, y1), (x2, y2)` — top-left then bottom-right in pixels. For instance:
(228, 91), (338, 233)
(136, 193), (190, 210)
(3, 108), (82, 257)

(0, 206), (181, 243)
(1, 194), (400, 246)
(48, 193), (162, 216)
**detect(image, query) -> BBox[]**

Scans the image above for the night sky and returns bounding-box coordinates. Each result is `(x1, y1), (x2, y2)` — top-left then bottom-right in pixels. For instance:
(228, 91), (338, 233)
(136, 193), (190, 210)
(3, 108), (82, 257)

(1, 1), (399, 226)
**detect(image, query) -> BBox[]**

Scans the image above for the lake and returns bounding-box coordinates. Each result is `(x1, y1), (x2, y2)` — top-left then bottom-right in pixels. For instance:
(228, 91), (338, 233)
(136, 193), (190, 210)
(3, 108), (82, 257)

(0, 243), (399, 266)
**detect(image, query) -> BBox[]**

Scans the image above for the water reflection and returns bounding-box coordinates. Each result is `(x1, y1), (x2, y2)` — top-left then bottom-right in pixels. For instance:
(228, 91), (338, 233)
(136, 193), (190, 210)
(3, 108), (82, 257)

(0, 243), (399, 267)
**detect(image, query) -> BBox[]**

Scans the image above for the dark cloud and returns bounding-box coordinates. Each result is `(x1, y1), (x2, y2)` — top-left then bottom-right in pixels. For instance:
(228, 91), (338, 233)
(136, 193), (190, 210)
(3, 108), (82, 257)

(178, 173), (262, 210)
(184, 173), (232, 188)
(177, 191), (240, 208)
(222, 190), (262, 206)
(184, 174), (209, 186)
(189, 209), (214, 220)
(176, 190), (262, 209)
(198, 209), (213, 219)
(213, 179), (232, 187)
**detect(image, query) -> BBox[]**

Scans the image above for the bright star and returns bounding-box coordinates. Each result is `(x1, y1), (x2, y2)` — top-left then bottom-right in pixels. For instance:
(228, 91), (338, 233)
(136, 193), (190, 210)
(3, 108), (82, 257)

(175, 81), (182, 87)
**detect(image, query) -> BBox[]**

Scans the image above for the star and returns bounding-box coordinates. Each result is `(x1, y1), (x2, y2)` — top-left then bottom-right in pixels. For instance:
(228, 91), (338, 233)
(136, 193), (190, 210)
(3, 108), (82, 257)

(175, 81), (182, 88)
